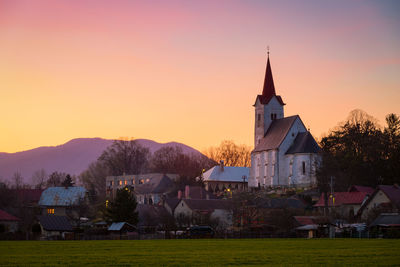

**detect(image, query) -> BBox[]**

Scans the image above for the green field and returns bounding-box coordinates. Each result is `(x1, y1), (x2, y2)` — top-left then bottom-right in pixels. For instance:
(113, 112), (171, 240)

(1, 239), (399, 266)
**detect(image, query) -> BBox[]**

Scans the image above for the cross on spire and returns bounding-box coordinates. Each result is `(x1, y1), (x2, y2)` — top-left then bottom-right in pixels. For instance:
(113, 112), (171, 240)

(267, 46), (270, 57)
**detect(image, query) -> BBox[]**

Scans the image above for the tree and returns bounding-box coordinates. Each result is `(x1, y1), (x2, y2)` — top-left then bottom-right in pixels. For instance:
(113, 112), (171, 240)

(12, 172), (23, 189)
(79, 161), (111, 202)
(46, 172), (67, 187)
(150, 146), (215, 183)
(105, 187), (138, 225)
(99, 139), (150, 175)
(62, 174), (74, 187)
(31, 169), (47, 189)
(317, 109), (400, 191)
(203, 140), (251, 167)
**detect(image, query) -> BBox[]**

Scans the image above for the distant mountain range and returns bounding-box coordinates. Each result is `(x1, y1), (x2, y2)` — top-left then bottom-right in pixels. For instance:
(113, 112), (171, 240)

(0, 138), (202, 185)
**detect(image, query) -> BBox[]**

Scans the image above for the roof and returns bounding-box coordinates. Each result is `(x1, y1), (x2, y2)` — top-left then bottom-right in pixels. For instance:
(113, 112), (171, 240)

(182, 199), (233, 211)
(253, 116), (300, 152)
(165, 198), (181, 211)
(38, 187), (86, 206)
(378, 185), (400, 208)
(178, 186), (217, 200)
(37, 215), (73, 231)
(348, 185), (375, 195)
(370, 213), (400, 227)
(202, 166), (249, 182)
(134, 174), (175, 195)
(314, 192), (368, 207)
(0, 209), (20, 221)
(294, 216), (317, 226)
(286, 132), (321, 154)
(255, 56), (285, 106)
(296, 224), (318, 230)
(11, 189), (43, 204)
(108, 222), (136, 231)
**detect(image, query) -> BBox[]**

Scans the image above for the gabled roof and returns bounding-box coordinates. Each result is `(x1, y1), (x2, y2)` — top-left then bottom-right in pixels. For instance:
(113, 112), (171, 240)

(286, 132), (321, 154)
(293, 216), (317, 226)
(11, 189), (43, 204)
(253, 115), (300, 152)
(314, 192), (368, 207)
(38, 187), (86, 206)
(182, 199), (233, 212)
(37, 215), (73, 231)
(202, 166), (249, 182)
(348, 185), (375, 195)
(134, 174), (174, 194)
(108, 222), (136, 231)
(0, 209), (20, 221)
(165, 198), (181, 211)
(378, 185), (400, 209)
(370, 213), (400, 227)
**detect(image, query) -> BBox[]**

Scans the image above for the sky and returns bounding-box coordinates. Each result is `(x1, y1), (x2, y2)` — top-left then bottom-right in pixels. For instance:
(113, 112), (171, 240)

(1, 0), (399, 153)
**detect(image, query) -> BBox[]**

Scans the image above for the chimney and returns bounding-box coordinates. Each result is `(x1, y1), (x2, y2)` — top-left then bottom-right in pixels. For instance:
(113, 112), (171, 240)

(220, 160), (224, 172)
(185, 185), (190, 199)
(178, 190), (182, 199)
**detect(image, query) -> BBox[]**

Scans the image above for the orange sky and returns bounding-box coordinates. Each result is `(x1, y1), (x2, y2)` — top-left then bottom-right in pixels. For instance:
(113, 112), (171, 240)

(1, 0), (399, 153)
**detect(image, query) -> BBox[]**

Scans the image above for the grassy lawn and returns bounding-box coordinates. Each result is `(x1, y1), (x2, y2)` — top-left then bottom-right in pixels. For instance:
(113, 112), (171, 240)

(0, 239), (399, 266)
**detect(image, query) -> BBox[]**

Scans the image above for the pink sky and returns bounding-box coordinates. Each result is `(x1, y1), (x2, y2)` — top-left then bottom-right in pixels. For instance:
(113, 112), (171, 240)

(1, 0), (399, 153)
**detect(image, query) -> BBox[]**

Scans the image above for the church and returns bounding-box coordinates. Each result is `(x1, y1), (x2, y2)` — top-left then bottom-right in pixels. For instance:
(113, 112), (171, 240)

(248, 54), (321, 189)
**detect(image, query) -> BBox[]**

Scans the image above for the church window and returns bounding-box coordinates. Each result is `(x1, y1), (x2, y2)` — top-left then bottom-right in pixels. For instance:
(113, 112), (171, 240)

(257, 114), (261, 127)
(271, 114), (274, 120)
(302, 162), (306, 175)
(271, 164), (275, 176)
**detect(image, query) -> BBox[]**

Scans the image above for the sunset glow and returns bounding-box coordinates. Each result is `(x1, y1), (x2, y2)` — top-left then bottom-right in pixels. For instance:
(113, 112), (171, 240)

(1, 0), (399, 153)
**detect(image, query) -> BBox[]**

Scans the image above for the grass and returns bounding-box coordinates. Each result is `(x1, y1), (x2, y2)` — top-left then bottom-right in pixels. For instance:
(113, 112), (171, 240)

(0, 239), (399, 266)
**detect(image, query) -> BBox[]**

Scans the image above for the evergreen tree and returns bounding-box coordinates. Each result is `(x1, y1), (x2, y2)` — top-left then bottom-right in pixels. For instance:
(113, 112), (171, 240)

(105, 187), (138, 225)
(62, 174), (74, 187)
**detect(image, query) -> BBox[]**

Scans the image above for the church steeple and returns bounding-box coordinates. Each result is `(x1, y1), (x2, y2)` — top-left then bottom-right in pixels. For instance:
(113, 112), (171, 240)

(262, 55), (276, 98)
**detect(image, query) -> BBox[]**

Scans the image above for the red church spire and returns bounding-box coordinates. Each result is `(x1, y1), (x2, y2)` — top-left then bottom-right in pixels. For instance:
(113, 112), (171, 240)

(262, 51), (276, 98)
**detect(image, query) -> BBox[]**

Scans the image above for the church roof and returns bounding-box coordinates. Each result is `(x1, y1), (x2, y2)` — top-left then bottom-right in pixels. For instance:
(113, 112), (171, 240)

(253, 115), (299, 152)
(254, 56), (285, 106)
(285, 132), (321, 154)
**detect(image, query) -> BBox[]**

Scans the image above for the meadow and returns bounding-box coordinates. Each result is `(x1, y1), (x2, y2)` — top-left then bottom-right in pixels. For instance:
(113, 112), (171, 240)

(0, 239), (399, 266)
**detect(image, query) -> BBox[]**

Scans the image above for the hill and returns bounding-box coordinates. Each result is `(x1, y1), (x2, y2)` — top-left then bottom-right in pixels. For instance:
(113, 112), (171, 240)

(0, 138), (202, 184)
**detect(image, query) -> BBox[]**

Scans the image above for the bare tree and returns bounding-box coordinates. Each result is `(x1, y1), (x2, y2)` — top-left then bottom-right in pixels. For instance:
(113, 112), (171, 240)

(203, 140), (251, 167)
(46, 172), (67, 187)
(12, 172), (24, 189)
(31, 169), (47, 189)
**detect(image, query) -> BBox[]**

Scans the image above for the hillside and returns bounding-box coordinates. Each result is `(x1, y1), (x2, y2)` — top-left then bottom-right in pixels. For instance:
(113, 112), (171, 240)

(0, 138), (202, 184)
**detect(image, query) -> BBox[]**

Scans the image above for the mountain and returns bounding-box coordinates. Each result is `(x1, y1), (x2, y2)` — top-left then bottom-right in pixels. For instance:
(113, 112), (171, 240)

(0, 138), (202, 184)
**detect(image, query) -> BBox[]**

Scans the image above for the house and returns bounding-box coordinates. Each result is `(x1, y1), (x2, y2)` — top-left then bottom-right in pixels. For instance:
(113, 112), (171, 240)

(358, 185), (400, 221)
(314, 191), (369, 219)
(11, 188), (44, 207)
(0, 209), (20, 233)
(201, 161), (249, 193)
(37, 215), (73, 240)
(174, 199), (233, 229)
(293, 216), (332, 238)
(348, 185), (375, 195)
(369, 213), (400, 238)
(106, 173), (178, 204)
(38, 186), (87, 218)
(248, 54), (321, 188)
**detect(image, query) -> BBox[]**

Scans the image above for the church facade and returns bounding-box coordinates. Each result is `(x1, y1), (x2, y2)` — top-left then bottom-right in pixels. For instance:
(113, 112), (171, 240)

(248, 55), (321, 188)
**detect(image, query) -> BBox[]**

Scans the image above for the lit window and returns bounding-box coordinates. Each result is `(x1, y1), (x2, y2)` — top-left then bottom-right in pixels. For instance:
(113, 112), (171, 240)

(119, 180), (123, 186)
(47, 208), (54, 214)
(139, 179), (144, 184)
(146, 178), (150, 183)
(124, 180), (127, 185)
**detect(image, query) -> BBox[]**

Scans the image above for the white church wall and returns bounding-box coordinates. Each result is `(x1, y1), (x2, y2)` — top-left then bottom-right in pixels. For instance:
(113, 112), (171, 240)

(278, 118), (307, 186)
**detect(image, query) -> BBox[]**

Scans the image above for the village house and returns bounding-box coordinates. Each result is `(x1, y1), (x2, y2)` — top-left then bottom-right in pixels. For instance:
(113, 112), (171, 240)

(358, 185), (400, 222)
(174, 199), (234, 229)
(248, 54), (321, 189)
(314, 191), (370, 220)
(201, 161), (249, 193)
(37, 215), (73, 240)
(38, 186), (87, 218)
(106, 173), (178, 204)
(0, 209), (20, 233)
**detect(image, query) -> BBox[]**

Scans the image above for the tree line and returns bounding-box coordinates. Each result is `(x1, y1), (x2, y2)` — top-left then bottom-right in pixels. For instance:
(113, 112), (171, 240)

(317, 109), (400, 192)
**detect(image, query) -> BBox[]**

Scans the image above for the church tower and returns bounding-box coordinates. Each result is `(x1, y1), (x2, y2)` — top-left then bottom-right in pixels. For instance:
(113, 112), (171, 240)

(254, 53), (285, 147)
